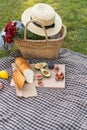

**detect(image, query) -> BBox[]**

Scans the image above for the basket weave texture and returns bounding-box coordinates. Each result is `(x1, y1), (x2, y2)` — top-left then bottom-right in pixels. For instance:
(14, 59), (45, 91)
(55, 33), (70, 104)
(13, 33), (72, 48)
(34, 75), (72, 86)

(14, 20), (67, 59)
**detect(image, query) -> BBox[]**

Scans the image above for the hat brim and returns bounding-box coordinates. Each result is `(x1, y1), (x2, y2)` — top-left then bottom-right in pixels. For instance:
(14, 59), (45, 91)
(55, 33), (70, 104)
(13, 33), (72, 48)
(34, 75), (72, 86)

(21, 7), (62, 36)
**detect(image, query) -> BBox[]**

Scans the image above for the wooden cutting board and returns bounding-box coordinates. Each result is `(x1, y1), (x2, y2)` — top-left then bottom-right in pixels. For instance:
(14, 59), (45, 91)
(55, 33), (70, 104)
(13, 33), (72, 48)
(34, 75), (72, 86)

(32, 64), (65, 88)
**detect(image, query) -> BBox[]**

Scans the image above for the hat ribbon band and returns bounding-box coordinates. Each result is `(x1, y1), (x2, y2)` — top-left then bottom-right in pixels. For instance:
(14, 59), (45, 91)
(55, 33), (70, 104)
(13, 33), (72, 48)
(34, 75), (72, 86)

(30, 16), (55, 30)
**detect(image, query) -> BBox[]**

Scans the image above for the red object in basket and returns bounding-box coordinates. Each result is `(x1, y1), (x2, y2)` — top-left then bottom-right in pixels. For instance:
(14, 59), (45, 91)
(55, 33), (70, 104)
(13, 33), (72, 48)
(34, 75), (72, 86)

(4, 21), (17, 44)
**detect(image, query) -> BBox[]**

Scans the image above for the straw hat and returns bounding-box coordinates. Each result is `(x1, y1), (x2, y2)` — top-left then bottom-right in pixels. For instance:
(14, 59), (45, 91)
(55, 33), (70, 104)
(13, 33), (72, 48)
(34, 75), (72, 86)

(21, 3), (62, 36)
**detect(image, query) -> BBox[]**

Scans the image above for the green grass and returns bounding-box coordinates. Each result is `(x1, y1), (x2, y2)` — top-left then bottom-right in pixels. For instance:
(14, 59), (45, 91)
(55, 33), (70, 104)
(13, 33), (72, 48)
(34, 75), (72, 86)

(0, 0), (87, 57)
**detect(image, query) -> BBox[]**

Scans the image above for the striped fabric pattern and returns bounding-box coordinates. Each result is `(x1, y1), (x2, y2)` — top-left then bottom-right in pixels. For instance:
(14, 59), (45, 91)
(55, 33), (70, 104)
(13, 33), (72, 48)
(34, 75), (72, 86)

(0, 48), (87, 130)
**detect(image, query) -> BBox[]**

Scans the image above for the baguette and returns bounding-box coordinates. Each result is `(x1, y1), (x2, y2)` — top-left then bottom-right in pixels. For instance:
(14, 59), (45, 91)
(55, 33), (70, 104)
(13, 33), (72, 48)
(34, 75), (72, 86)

(15, 57), (34, 83)
(15, 57), (31, 69)
(12, 69), (25, 90)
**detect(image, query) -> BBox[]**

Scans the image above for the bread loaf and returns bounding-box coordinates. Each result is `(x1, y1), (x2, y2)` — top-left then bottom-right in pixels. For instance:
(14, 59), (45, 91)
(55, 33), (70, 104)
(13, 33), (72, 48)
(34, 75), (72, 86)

(15, 57), (34, 83)
(15, 57), (31, 69)
(12, 69), (25, 90)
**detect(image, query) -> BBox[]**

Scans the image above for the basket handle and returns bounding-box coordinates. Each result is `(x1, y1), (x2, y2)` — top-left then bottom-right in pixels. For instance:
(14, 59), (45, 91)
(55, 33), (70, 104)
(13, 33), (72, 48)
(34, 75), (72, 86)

(24, 20), (48, 41)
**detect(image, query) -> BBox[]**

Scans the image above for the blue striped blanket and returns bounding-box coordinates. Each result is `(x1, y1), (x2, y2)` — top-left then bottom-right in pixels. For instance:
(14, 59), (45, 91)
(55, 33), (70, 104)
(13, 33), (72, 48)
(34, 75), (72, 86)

(0, 48), (87, 130)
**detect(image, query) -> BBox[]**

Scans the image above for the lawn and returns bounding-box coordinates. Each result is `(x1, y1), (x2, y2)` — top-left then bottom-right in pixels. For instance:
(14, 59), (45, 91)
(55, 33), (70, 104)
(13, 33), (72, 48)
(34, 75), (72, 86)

(0, 0), (87, 57)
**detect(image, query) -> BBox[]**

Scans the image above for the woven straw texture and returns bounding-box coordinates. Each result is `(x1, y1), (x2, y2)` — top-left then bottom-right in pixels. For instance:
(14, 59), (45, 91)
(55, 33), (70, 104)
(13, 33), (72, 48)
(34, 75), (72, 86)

(14, 20), (66, 59)
(0, 48), (87, 130)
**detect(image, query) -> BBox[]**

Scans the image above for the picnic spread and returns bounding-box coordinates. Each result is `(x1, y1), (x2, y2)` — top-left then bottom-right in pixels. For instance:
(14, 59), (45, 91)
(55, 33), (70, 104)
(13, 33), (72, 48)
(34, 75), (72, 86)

(0, 3), (87, 130)
(0, 48), (87, 129)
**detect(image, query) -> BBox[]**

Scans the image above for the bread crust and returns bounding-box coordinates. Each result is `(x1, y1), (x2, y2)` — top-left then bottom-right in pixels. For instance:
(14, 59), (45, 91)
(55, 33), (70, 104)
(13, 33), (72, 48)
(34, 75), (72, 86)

(15, 57), (28, 67)
(15, 57), (32, 71)
(12, 69), (25, 90)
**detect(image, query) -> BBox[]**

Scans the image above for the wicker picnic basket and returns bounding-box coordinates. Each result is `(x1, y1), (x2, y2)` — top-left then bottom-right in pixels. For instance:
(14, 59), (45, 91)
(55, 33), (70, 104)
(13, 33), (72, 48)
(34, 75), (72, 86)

(14, 20), (67, 59)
